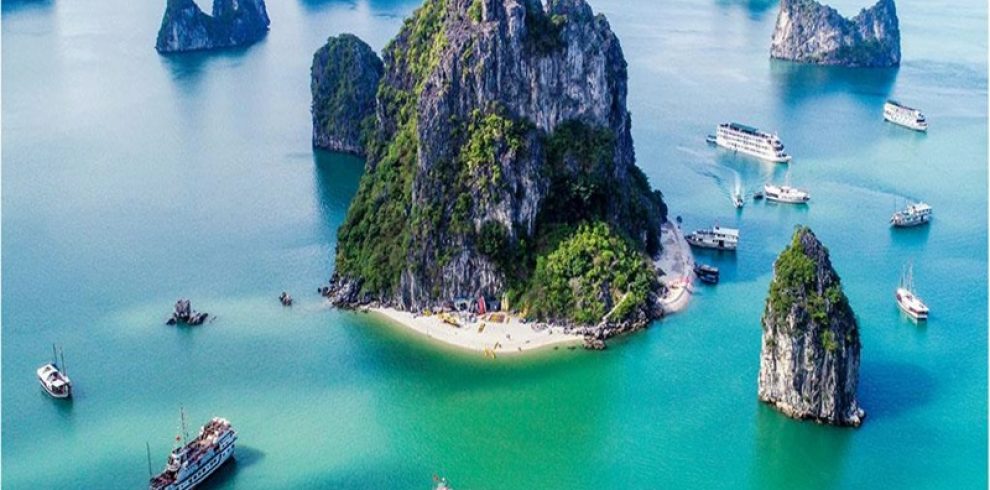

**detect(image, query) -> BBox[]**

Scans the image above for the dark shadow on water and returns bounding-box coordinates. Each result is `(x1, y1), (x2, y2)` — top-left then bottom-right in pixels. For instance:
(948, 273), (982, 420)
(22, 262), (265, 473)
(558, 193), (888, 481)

(713, 0), (777, 19)
(313, 149), (365, 244)
(888, 222), (932, 249)
(158, 41), (265, 88)
(770, 59), (899, 106)
(858, 360), (936, 421)
(750, 401), (856, 489)
(198, 445), (266, 489)
(1, 0), (52, 13)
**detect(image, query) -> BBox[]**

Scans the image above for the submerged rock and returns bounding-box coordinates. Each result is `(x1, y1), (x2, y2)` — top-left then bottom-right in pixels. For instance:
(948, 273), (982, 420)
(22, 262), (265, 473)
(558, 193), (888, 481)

(155, 0), (270, 53)
(311, 34), (384, 156)
(166, 299), (210, 326)
(327, 0), (668, 332)
(758, 227), (865, 427)
(770, 0), (900, 67)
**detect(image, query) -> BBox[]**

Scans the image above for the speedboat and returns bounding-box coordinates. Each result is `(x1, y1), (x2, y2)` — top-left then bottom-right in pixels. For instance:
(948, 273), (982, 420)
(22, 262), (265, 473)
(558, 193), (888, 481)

(732, 192), (744, 209)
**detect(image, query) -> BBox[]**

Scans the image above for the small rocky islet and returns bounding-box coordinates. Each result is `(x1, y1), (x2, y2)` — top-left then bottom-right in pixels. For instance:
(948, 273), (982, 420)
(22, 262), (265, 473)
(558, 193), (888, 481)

(311, 35), (384, 156)
(319, 0), (669, 342)
(758, 227), (865, 427)
(155, 0), (270, 53)
(770, 0), (900, 67)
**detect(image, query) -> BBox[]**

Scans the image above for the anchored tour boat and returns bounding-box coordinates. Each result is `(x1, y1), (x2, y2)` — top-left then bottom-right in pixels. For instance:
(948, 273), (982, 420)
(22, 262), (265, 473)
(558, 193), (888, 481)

(890, 202), (932, 227)
(686, 225), (739, 251)
(694, 264), (720, 284)
(711, 122), (791, 163)
(883, 100), (928, 132)
(895, 263), (929, 321)
(37, 344), (72, 399)
(763, 183), (810, 204)
(149, 411), (237, 490)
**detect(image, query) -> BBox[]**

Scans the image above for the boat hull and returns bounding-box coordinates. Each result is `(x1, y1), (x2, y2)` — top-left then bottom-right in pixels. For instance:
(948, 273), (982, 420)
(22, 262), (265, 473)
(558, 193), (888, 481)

(37, 377), (71, 398)
(713, 138), (792, 163)
(686, 237), (737, 251)
(154, 441), (235, 490)
(884, 115), (928, 132)
(891, 215), (931, 227)
(765, 195), (810, 204)
(896, 290), (929, 321)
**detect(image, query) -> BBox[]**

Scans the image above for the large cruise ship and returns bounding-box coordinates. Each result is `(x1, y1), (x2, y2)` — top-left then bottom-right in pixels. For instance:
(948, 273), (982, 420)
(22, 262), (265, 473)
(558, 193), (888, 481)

(709, 122), (791, 163)
(686, 225), (739, 251)
(150, 415), (237, 490)
(890, 202), (932, 227)
(883, 100), (928, 131)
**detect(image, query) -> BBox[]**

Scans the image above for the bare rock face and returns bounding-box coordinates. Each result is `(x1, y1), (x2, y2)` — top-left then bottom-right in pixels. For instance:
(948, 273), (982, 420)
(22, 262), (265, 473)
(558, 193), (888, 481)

(311, 35), (384, 156)
(770, 0), (900, 67)
(327, 0), (668, 325)
(758, 227), (865, 427)
(155, 0), (270, 53)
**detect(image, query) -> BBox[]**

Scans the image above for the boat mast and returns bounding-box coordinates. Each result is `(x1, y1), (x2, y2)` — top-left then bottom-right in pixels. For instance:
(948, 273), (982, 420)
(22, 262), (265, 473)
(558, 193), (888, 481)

(146, 441), (153, 478)
(60, 346), (67, 377)
(180, 406), (189, 445)
(52, 343), (58, 368)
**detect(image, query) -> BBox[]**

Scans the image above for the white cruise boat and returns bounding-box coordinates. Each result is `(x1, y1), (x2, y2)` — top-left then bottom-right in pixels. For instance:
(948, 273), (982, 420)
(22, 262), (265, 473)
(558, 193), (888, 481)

(890, 202), (932, 227)
(895, 264), (929, 321)
(37, 345), (71, 399)
(763, 183), (810, 204)
(884, 100), (928, 131)
(686, 225), (739, 251)
(711, 122), (791, 163)
(150, 413), (237, 490)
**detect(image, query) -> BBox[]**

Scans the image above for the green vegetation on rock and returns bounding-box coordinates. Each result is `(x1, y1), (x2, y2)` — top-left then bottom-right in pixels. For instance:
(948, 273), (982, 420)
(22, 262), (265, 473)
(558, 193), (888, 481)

(335, 0), (450, 296)
(518, 222), (655, 324)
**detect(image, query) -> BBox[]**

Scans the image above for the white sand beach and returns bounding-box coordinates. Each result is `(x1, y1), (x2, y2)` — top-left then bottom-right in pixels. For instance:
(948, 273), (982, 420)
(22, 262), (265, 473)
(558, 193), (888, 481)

(369, 307), (584, 355)
(366, 220), (694, 355)
(655, 220), (696, 314)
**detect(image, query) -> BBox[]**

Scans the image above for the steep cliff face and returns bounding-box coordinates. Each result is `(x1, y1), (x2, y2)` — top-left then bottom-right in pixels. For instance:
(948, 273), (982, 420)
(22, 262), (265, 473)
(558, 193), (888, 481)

(328, 0), (668, 329)
(156, 0), (270, 53)
(311, 35), (384, 156)
(770, 0), (900, 67)
(758, 227), (865, 427)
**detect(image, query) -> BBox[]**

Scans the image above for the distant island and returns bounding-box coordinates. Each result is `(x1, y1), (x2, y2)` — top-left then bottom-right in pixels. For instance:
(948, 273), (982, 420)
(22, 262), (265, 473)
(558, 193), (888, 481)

(758, 227), (865, 427)
(319, 0), (681, 348)
(770, 0), (900, 67)
(311, 35), (384, 156)
(156, 0), (270, 54)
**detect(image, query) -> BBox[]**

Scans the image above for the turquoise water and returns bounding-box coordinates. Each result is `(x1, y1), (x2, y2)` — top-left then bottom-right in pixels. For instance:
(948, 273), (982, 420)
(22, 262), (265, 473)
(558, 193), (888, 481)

(2, 0), (986, 488)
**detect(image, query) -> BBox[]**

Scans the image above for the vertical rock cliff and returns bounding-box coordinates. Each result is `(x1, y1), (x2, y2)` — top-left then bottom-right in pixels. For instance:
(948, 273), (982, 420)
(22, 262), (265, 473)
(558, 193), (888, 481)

(311, 35), (384, 156)
(770, 0), (900, 67)
(326, 0), (668, 330)
(156, 0), (270, 53)
(758, 227), (865, 427)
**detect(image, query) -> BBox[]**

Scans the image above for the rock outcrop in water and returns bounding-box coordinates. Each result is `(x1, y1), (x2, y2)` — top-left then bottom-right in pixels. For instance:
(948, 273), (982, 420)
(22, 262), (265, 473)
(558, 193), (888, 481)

(758, 227), (865, 427)
(311, 35), (384, 156)
(770, 0), (900, 67)
(324, 0), (668, 333)
(155, 0), (270, 53)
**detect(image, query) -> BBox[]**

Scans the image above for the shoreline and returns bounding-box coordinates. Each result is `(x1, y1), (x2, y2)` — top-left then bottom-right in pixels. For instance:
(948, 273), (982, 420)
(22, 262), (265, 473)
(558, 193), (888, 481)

(655, 220), (696, 315)
(358, 220), (695, 356)
(367, 307), (585, 355)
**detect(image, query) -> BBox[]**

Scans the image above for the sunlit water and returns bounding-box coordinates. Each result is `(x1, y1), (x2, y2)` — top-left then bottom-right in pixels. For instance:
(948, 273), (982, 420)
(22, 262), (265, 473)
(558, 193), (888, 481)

(2, 0), (986, 488)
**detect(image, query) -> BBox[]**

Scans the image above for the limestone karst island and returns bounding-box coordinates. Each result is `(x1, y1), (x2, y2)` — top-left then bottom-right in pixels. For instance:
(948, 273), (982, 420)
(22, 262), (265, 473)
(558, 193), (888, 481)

(3, 0), (987, 488)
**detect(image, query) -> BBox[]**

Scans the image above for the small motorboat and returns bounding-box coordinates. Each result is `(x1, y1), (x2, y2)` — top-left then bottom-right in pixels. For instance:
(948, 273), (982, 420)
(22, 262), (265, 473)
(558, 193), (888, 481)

(37, 345), (71, 399)
(694, 263), (720, 284)
(732, 192), (745, 209)
(705, 134), (717, 145)
(753, 191), (764, 200)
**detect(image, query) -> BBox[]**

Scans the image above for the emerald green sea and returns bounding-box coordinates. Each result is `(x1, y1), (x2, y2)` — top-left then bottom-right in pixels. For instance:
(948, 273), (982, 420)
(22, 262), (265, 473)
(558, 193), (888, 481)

(2, 0), (986, 488)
